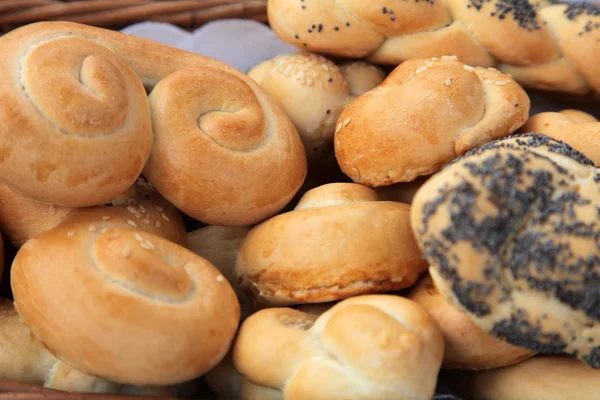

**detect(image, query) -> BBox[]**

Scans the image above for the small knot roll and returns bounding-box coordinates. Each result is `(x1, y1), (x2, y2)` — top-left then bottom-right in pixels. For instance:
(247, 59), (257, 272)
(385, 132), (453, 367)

(410, 133), (600, 368)
(11, 220), (240, 385)
(247, 52), (385, 159)
(232, 295), (444, 400)
(236, 183), (427, 306)
(519, 109), (600, 165)
(0, 27), (152, 207)
(334, 57), (530, 186)
(144, 66), (307, 226)
(408, 274), (534, 370)
(0, 178), (186, 248)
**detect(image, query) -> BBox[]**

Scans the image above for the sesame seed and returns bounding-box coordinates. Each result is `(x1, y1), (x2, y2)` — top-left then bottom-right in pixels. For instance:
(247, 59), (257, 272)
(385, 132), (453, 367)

(321, 64), (330, 71)
(484, 79), (496, 84)
(415, 66), (428, 74)
(161, 213), (170, 222)
(67, 231), (74, 237)
(336, 123), (342, 133)
(432, 57), (438, 60)
(464, 65), (475, 71)
(145, 240), (155, 249)
(343, 118), (352, 127)
(140, 242), (151, 250)
(155, 221), (162, 228)
(135, 212), (142, 219)
(216, 275), (224, 282)
(408, 72), (415, 80)
(48, 204), (56, 216)
(139, 205), (147, 213)
(127, 207), (137, 214)
(102, 216), (111, 220)
(445, 77), (452, 86)
(442, 55), (458, 60)
(101, 228), (108, 233)
(142, 219), (150, 224)
(496, 81), (508, 85)
(135, 233), (144, 241)
(89, 225), (97, 232)
(155, 205), (164, 212)
(425, 60), (434, 67)
(122, 246), (131, 257)
(127, 220), (137, 227)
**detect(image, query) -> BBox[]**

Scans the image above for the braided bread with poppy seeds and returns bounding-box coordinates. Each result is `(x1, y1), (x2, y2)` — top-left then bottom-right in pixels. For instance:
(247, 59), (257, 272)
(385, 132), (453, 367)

(411, 133), (600, 368)
(268, 0), (600, 94)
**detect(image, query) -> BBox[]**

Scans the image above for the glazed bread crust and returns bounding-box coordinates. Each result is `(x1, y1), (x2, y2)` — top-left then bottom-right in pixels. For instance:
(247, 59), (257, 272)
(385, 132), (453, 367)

(233, 295), (444, 400)
(334, 57), (529, 186)
(411, 133), (600, 368)
(236, 183), (427, 306)
(0, 21), (307, 224)
(247, 52), (385, 158)
(11, 220), (240, 386)
(268, 0), (600, 94)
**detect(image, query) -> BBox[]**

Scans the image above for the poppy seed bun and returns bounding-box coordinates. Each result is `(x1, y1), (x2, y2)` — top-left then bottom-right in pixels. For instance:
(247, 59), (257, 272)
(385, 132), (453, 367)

(334, 57), (529, 186)
(236, 183), (427, 306)
(11, 221), (240, 385)
(411, 133), (600, 368)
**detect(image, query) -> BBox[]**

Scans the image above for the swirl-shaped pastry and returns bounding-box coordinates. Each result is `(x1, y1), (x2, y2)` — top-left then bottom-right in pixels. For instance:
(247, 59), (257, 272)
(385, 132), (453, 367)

(0, 178), (186, 248)
(0, 22), (307, 225)
(519, 109), (600, 165)
(232, 295), (444, 400)
(411, 133), (600, 368)
(236, 183), (427, 307)
(11, 218), (240, 385)
(268, 0), (600, 94)
(247, 52), (386, 159)
(334, 57), (530, 186)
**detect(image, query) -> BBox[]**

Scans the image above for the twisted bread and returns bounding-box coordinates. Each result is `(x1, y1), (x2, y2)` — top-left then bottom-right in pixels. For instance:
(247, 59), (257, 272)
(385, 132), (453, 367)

(410, 133), (600, 368)
(247, 52), (385, 159)
(0, 178), (186, 248)
(0, 299), (174, 396)
(236, 183), (427, 307)
(11, 219), (240, 385)
(268, 0), (600, 94)
(449, 356), (600, 400)
(0, 22), (307, 225)
(519, 109), (600, 165)
(334, 57), (529, 186)
(232, 295), (444, 400)
(408, 274), (534, 370)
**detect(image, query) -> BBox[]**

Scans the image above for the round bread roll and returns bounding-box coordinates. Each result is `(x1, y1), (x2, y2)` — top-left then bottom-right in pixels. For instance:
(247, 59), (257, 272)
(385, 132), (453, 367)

(232, 295), (444, 400)
(247, 52), (386, 159)
(0, 299), (174, 396)
(0, 22), (307, 224)
(408, 274), (534, 370)
(519, 109), (600, 165)
(0, 178), (186, 248)
(236, 183), (427, 307)
(187, 226), (253, 318)
(334, 57), (530, 186)
(411, 133), (600, 368)
(11, 218), (240, 385)
(449, 356), (600, 400)
(267, 0), (600, 94)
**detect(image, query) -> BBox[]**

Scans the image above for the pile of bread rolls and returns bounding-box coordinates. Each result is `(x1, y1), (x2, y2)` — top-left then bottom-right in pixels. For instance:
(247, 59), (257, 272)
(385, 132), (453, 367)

(0, 1), (599, 397)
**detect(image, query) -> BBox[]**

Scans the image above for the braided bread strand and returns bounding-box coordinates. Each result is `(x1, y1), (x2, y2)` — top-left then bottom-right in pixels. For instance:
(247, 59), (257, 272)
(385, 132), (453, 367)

(268, 0), (600, 94)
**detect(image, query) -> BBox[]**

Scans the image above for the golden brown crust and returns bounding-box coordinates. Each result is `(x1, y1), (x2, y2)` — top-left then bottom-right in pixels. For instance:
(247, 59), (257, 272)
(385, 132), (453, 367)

(410, 133), (600, 368)
(519, 110), (600, 166)
(268, 0), (600, 94)
(0, 21), (307, 223)
(236, 183), (427, 306)
(232, 295), (444, 400)
(0, 179), (186, 248)
(334, 57), (529, 186)
(247, 52), (385, 159)
(408, 274), (534, 370)
(11, 220), (240, 385)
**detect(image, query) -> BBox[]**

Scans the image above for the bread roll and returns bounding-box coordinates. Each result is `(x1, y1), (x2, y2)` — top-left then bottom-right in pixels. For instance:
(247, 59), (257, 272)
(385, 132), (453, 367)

(204, 351), (243, 400)
(247, 52), (385, 159)
(519, 109), (600, 165)
(411, 133), (600, 368)
(267, 0), (600, 94)
(0, 21), (307, 224)
(0, 299), (174, 396)
(236, 183), (427, 307)
(233, 295), (444, 400)
(449, 356), (600, 400)
(0, 178), (186, 248)
(334, 57), (529, 186)
(187, 226), (253, 318)
(408, 274), (534, 370)
(11, 218), (240, 385)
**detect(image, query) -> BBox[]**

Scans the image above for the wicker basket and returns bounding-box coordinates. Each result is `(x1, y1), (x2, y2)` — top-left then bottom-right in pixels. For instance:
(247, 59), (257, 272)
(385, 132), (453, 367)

(0, 0), (268, 33)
